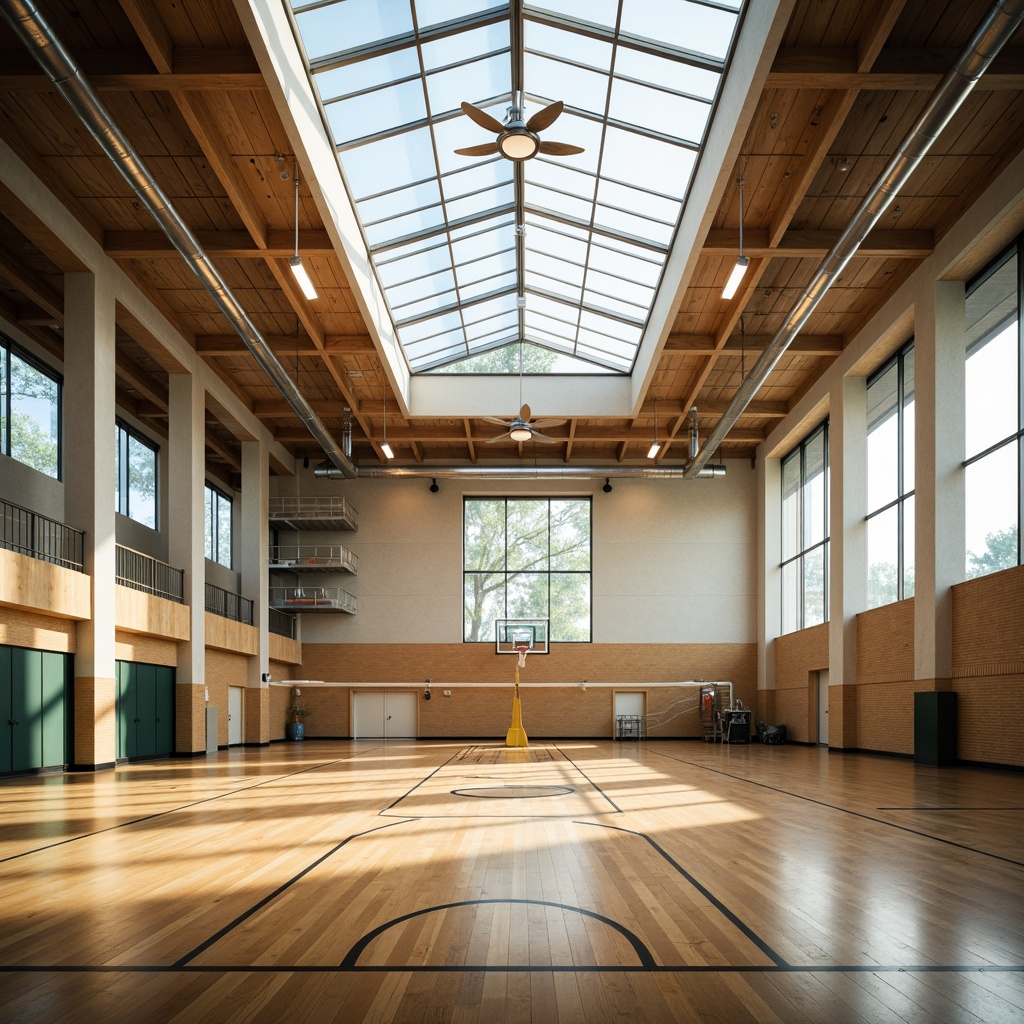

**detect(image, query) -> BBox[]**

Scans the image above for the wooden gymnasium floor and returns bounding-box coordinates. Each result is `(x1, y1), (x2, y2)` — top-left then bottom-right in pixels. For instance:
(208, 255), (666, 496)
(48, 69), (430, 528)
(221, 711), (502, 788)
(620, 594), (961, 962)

(0, 740), (1022, 1023)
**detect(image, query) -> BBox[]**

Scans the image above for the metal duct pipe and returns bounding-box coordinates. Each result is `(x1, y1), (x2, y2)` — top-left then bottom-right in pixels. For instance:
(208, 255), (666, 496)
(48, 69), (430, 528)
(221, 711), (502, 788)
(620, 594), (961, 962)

(343, 407), (352, 459)
(314, 463), (726, 481)
(689, 406), (699, 460)
(1, 0), (358, 479)
(685, 0), (1024, 478)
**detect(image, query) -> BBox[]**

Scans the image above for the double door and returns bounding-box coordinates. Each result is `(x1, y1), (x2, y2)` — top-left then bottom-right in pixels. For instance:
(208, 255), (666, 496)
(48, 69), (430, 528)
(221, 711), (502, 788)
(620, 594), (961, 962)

(352, 690), (417, 739)
(116, 661), (175, 759)
(0, 645), (70, 775)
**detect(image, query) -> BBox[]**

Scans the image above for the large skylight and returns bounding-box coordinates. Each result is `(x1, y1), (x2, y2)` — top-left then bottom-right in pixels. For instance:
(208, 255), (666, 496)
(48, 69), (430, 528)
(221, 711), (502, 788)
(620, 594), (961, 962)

(289, 0), (744, 374)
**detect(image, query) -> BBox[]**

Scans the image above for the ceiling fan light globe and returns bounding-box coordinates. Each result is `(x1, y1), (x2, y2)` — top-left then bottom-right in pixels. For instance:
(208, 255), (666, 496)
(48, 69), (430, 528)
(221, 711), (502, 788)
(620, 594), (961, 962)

(509, 425), (533, 442)
(498, 130), (539, 161)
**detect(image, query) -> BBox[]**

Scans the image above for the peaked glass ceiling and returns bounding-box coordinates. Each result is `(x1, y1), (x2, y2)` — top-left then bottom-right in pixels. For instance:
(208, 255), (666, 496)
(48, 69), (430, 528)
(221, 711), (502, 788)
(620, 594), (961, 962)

(289, 0), (745, 374)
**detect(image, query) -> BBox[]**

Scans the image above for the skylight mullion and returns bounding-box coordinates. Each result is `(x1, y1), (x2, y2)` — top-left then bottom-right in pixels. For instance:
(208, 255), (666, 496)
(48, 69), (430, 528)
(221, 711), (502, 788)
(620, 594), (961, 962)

(395, 284), (516, 329)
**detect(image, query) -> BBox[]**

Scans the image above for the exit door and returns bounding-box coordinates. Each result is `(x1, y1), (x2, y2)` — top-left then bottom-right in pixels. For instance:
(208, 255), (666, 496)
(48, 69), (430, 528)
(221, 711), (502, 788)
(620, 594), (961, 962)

(817, 669), (829, 745)
(352, 691), (417, 738)
(228, 686), (244, 745)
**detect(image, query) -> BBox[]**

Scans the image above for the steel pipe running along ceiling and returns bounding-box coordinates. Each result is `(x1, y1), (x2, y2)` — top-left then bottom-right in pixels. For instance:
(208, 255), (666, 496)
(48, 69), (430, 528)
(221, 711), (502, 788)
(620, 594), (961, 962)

(0, 0), (359, 479)
(685, 0), (1024, 478)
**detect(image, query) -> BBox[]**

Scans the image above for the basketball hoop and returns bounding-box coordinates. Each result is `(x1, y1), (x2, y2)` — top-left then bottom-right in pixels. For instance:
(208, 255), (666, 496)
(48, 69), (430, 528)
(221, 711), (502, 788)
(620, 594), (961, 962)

(515, 644), (530, 669)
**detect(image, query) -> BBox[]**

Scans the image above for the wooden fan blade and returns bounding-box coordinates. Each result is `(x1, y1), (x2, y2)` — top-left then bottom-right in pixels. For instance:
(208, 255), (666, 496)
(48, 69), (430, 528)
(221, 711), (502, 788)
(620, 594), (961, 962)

(481, 416), (511, 426)
(530, 431), (561, 444)
(486, 431), (513, 444)
(519, 403), (531, 422)
(538, 140), (585, 156)
(461, 101), (504, 135)
(526, 99), (563, 133)
(530, 418), (566, 430)
(455, 143), (500, 157)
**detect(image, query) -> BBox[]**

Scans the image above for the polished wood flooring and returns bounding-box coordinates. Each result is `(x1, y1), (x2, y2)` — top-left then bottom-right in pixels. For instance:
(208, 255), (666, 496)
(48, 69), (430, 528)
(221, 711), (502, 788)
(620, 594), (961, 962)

(0, 740), (1022, 1022)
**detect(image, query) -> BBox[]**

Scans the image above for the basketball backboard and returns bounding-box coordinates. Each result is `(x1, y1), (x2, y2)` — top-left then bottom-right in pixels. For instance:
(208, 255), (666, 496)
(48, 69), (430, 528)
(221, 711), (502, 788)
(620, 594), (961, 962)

(495, 618), (549, 655)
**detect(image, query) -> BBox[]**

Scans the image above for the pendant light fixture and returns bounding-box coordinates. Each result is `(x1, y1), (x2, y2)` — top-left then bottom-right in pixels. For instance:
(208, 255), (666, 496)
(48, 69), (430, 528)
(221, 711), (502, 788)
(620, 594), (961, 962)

(380, 384), (394, 460)
(290, 160), (318, 301)
(647, 399), (661, 459)
(721, 172), (748, 300)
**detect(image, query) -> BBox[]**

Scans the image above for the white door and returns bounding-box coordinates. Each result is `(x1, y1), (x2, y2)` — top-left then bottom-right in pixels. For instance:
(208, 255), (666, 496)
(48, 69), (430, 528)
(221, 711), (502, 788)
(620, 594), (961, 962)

(817, 669), (829, 745)
(385, 691), (417, 738)
(352, 691), (417, 738)
(228, 686), (244, 745)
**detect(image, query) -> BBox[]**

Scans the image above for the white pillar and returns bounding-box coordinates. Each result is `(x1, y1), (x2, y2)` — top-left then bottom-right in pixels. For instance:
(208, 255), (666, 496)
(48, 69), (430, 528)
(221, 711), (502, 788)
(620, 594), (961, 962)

(240, 439), (270, 742)
(915, 280), (966, 685)
(757, 449), (780, 708)
(168, 372), (207, 751)
(829, 375), (868, 746)
(63, 271), (117, 768)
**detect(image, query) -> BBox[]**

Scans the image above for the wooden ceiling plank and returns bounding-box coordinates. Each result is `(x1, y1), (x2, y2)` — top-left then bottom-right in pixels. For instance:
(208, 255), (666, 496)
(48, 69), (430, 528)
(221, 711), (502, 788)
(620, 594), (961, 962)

(703, 227), (933, 258)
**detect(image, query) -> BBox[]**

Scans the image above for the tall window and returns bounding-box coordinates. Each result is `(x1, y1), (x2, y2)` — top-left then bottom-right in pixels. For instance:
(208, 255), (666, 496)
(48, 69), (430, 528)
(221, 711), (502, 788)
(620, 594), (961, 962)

(866, 343), (915, 606)
(205, 485), (232, 568)
(463, 497), (591, 643)
(965, 243), (1021, 578)
(781, 422), (829, 634)
(0, 336), (61, 479)
(115, 421), (157, 528)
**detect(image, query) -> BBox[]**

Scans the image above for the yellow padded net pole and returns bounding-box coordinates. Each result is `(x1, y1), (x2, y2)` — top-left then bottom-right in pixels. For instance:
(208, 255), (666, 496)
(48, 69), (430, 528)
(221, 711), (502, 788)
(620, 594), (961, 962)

(506, 650), (529, 747)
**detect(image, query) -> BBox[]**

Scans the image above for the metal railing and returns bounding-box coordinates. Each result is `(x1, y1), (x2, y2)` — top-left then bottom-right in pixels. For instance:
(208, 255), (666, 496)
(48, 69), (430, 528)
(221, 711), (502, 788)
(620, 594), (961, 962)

(268, 495), (359, 527)
(205, 582), (254, 625)
(1, 498), (84, 571)
(269, 585), (357, 614)
(268, 543), (358, 573)
(116, 544), (184, 602)
(269, 607), (297, 639)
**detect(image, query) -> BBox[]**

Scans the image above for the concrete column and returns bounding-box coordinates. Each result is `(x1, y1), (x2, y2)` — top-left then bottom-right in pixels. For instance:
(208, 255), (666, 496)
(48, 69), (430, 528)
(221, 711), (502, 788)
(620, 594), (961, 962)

(829, 375), (868, 748)
(168, 372), (207, 753)
(757, 450), (781, 722)
(240, 440), (270, 744)
(915, 281), (966, 688)
(63, 272), (117, 769)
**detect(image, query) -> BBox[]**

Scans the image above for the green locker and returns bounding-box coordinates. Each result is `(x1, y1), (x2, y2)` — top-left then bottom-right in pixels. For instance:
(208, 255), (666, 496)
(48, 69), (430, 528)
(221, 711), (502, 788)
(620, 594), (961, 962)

(11, 648), (43, 772)
(155, 667), (175, 755)
(0, 646), (11, 773)
(115, 661), (176, 760)
(0, 644), (69, 776)
(41, 652), (66, 768)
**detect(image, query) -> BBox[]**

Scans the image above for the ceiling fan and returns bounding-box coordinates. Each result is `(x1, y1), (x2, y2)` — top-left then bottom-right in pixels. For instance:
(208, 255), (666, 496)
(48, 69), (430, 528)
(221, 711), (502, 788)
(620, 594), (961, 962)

(455, 94), (584, 162)
(484, 403), (565, 445)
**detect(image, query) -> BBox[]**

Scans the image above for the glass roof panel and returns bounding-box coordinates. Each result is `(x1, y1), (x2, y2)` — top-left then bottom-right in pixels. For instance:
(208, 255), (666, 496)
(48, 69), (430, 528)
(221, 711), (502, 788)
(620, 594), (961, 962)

(325, 78), (426, 146)
(294, 0), (413, 62)
(614, 46), (720, 101)
(291, 0), (746, 375)
(426, 54), (509, 115)
(314, 49), (421, 103)
(421, 22), (509, 72)
(608, 78), (711, 145)
(342, 128), (437, 199)
(620, 0), (739, 61)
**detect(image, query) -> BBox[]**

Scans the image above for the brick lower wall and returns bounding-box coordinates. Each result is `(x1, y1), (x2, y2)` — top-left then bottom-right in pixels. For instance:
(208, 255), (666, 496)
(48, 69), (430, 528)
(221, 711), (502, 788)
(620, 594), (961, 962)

(772, 623), (828, 742)
(0, 609), (76, 652)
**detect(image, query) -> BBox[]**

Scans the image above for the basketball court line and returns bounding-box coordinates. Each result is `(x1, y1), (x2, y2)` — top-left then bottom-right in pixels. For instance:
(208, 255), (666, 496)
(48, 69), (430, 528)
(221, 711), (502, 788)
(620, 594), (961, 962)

(648, 747), (1024, 868)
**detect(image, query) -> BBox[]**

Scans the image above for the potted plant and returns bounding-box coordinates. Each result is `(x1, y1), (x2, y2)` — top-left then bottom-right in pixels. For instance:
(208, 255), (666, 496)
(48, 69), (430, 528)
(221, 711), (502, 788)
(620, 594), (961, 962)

(287, 702), (310, 741)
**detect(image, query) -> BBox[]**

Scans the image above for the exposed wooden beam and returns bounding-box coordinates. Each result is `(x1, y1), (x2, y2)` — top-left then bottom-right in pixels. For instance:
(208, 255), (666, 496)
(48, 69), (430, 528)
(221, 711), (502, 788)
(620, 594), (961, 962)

(563, 418), (577, 463)
(703, 228), (933, 259)
(463, 419), (477, 463)
(663, 334), (844, 356)
(0, 249), (63, 320)
(194, 333), (375, 356)
(104, 230), (334, 259)
(116, 0), (173, 73)
(172, 90), (269, 251)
